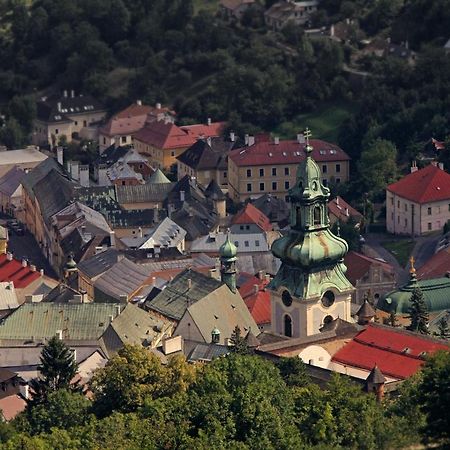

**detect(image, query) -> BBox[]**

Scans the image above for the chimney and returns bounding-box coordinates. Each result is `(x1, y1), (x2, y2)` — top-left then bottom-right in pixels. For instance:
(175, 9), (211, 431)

(30, 265), (36, 272)
(19, 384), (30, 400)
(330, 24), (335, 37)
(73, 294), (83, 303)
(115, 304), (122, 315)
(109, 231), (116, 248)
(206, 136), (212, 146)
(63, 90), (68, 98)
(345, 208), (349, 217)
(71, 89), (75, 98)
(248, 136), (255, 146)
(153, 205), (159, 224)
(109, 314), (114, 323)
(207, 118), (212, 126)
(180, 190), (185, 202)
(244, 134), (249, 146)
(98, 164), (109, 186)
(79, 165), (89, 187)
(151, 277), (157, 287)
(410, 160), (418, 173)
(6, 252), (13, 261)
(265, 273), (271, 283)
(57, 102), (62, 112)
(57, 146), (64, 166)
(138, 227), (143, 238)
(229, 132), (235, 142)
(209, 268), (217, 279)
(257, 270), (265, 280)
(274, 137), (280, 145)
(253, 284), (259, 294)
(136, 99), (142, 106)
(156, 102), (162, 110)
(40, 269), (44, 276)
(56, 330), (63, 340)
(22, 259), (28, 268)
(336, 197), (340, 205)
(438, 162), (444, 170)
(187, 278), (192, 290)
(70, 160), (80, 181)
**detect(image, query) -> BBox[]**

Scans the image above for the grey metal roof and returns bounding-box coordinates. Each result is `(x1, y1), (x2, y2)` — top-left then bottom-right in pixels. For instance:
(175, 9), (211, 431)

(146, 268), (222, 320)
(77, 249), (123, 279)
(190, 232), (270, 253)
(21, 157), (63, 199)
(139, 253), (216, 272)
(116, 183), (174, 204)
(188, 342), (230, 362)
(94, 258), (151, 301)
(0, 166), (25, 197)
(0, 303), (120, 341)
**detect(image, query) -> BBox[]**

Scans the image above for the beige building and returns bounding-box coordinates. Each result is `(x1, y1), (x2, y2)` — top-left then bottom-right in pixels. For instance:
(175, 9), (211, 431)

(228, 136), (350, 203)
(32, 91), (106, 147)
(0, 148), (47, 178)
(386, 163), (450, 236)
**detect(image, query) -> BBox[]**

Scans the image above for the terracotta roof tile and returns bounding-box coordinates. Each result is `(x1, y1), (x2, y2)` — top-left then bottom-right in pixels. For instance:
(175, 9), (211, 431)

(344, 251), (394, 286)
(134, 121), (196, 150)
(387, 164), (450, 204)
(328, 196), (363, 223)
(232, 203), (272, 232)
(0, 254), (41, 289)
(229, 138), (350, 167)
(417, 247), (450, 280)
(332, 323), (449, 379)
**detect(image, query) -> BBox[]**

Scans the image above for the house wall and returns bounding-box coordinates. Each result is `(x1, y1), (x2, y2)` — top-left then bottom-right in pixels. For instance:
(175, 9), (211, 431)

(133, 139), (164, 169)
(0, 186), (23, 217)
(78, 271), (95, 300)
(386, 191), (450, 235)
(99, 133), (133, 153)
(228, 158), (349, 203)
(352, 265), (396, 305)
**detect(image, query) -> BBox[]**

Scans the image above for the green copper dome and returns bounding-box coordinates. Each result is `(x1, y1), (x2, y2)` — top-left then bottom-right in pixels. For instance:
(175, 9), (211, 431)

(219, 233), (237, 261)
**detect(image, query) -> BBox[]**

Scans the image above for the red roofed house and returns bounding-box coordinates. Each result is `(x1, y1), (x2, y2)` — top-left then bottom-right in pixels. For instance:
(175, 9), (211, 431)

(134, 119), (225, 170)
(331, 323), (449, 380)
(416, 246), (450, 280)
(344, 251), (396, 304)
(231, 203), (272, 234)
(228, 135), (350, 202)
(386, 163), (450, 235)
(98, 101), (176, 153)
(328, 196), (363, 227)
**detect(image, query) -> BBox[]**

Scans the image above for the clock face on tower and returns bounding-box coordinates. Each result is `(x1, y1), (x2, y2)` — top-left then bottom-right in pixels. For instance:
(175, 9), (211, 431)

(282, 290), (293, 307)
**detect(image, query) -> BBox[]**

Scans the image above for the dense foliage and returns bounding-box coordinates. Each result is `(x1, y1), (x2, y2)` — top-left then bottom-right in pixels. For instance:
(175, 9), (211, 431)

(1, 345), (448, 449)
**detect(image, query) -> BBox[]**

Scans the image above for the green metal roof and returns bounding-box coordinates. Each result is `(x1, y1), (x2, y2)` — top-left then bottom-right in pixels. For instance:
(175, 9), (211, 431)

(0, 303), (119, 341)
(148, 169), (171, 184)
(378, 277), (450, 314)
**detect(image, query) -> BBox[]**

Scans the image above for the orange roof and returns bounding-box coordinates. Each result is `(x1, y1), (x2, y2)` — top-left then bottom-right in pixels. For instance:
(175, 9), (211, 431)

(181, 122), (225, 139)
(0, 395), (27, 421)
(417, 247), (450, 280)
(387, 164), (450, 204)
(232, 203), (272, 232)
(344, 251), (394, 286)
(133, 121), (196, 150)
(328, 196), (363, 223)
(239, 275), (271, 325)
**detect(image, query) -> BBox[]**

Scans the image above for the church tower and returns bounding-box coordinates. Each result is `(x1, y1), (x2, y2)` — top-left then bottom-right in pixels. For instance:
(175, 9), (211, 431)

(269, 129), (354, 338)
(219, 232), (237, 293)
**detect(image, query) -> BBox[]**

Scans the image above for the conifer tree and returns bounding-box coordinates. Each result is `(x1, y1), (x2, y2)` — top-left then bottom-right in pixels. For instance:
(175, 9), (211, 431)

(29, 336), (79, 405)
(229, 325), (249, 354)
(407, 286), (429, 334)
(436, 317), (449, 340)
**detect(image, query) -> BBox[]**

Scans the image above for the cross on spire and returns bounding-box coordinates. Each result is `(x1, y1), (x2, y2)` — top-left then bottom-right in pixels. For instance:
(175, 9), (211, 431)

(409, 255), (417, 282)
(304, 127), (313, 154)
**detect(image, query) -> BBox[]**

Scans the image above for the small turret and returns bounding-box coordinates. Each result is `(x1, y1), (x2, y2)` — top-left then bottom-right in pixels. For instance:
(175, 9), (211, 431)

(211, 327), (221, 344)
(366, 364), (386, 402)
(219, 231), (237, 293)
(63, 253), (77, 280)
(356, 298), (376, 325)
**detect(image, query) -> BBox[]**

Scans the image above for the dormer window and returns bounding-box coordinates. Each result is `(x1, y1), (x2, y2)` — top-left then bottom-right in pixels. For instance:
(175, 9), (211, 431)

(314, 206), (321, 225)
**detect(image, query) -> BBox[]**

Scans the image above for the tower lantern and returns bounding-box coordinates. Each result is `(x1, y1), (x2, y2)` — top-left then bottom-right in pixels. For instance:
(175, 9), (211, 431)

(219, 231), (237, 293)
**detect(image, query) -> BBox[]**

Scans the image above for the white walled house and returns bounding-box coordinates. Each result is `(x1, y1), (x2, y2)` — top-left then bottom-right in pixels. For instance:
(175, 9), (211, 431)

(386, 164), (450, 236)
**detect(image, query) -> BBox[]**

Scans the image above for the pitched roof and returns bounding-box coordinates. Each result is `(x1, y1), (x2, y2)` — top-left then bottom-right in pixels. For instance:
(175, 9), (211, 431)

(328, 196), (363, 223)
(244, 329), (261, 347)
(366, 365), (386, 384)
(232, 203), (272, 232)
(243, 288), (271, 325)
(0, 303), (120, 341)
(417, 247), (450, 280)
(0, 395), (27, 421)
(356, 299), (376, 318)
(176, 137), (231, 171)
(77, 248), (123, 279)
(99, 104), (155, 137)
(0, 166), (25, 197)
(148, 169), (171, 184)
(133, 121), (196, 150)
(344, 251), (395, 286)
(21, 157), (63, 199)
(332, 323), (449, 379)
(181, 122), (225, 139)
(387, 164), (450, 203)
(115, 183), (174, 204)
(220, 0), (255, 11)
(205, 179), (226, 201)
(0, 282), (19, 311)
(0, 149), (47, 167)
(251, 194), (289, 225)
(146, 268), (222, 321)
(229, 138), (350, 167)
(0, 255), (41, 289)
(94, 258), (151, 301)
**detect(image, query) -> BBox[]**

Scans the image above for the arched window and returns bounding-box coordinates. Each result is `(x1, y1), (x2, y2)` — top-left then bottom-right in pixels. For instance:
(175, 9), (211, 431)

(313, 206), (321, 225)
(323, 315), (333, 325)
(284, 314), (292, 337)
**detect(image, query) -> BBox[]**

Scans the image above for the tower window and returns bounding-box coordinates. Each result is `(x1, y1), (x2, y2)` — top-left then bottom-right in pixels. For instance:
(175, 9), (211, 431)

(321, 290), (335, 308)
(282, 290), (292, 307)
(283, 314), (292, 337)
(323, 315), (333, 325)
(313, 206), (321, 225)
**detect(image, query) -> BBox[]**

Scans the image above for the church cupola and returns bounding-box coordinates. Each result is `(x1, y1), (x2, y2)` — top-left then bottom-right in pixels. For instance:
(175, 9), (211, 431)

(219, 231), (237, 293)
(268, 128), (355, 338)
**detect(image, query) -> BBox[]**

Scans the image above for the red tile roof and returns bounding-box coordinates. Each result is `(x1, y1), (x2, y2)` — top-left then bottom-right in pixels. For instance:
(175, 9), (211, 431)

(328, 196), (363, 223)
(232, 203), (272, 232)
(0, 395), (27, 421)
(344, 251), (394, 286)
(229, 139), (350, 167)
(387, 164), (450, 204)
(332, 324), (449, 379)
(239, 275), (270, 325)
(181, 122), (225, 139)
(133, 121), (196, 150)
(0, 254), (41, 288)
(417, 247), (450, 280)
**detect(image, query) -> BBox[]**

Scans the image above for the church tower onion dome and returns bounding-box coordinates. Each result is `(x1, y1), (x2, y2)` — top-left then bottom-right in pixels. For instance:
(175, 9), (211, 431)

(219, 233), (237, 261)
